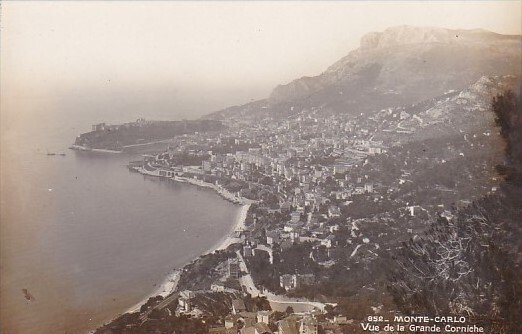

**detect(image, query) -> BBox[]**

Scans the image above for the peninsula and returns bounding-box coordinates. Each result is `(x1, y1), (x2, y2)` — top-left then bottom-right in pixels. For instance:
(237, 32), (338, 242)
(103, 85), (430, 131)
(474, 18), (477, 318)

(71, 118), (224, 152)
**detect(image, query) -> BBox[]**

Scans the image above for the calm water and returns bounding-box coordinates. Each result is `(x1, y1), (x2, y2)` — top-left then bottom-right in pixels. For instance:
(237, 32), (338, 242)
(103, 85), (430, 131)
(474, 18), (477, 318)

(0, 111), (240, 333)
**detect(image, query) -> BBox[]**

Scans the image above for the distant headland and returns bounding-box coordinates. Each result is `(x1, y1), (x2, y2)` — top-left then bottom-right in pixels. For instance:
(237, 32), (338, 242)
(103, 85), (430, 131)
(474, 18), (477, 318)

(71, 118), (224, 153)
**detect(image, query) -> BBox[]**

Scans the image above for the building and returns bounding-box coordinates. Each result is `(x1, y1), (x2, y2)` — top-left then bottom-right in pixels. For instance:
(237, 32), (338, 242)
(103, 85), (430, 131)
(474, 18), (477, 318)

(257, 310), (275, 324)
(320, 235), (335, 248)
(240, 322), (273, 334)
(290, 211), (301, 223)
(203, 160), (212, 173)
(243, 244), (254, 257)
(266, 231), (280, 246)
(224, 315), (240, 329)
(278, 316), (300, 334)
(333, 163), (351, 174)
(228, 258), (241, 279)
(254, 322), (273, 334)
(211, 281), (226, 292)
(210, 326), (238, 334)
(298, 274), (315, 287)
(332, 316), (348, 324)
(232, 299), (247, 315)
(368, 146), (383, 155)
(299, 317), (318, 334)
(327, 205), (341, 218)
(280, 274), (295, 291)
(280, 274), (315, 291)
(178, 290), (195, 312)
(92, 123), (106, 132)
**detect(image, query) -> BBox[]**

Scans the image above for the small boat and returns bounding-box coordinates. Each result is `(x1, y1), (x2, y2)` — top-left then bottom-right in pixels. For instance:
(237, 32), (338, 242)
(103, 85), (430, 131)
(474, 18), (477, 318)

(22, 288), (35, 301)
(46, 150), (66, 156)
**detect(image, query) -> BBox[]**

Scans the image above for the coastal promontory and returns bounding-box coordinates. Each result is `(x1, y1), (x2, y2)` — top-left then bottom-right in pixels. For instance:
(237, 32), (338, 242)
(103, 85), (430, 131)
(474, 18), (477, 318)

(72, 118), (224, 152)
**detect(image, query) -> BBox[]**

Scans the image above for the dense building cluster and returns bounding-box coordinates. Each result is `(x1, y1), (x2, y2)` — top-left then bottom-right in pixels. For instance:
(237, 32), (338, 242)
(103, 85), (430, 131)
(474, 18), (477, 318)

(109, 84), (506, 333)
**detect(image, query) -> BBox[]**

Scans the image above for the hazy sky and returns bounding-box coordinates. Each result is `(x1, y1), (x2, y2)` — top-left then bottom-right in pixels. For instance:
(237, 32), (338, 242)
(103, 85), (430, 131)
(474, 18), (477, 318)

(1, 1), (521, 121)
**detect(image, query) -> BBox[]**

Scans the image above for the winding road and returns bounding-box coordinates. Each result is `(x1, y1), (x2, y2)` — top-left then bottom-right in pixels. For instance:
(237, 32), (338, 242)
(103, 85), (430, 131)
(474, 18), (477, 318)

(235, 251), (328, 312)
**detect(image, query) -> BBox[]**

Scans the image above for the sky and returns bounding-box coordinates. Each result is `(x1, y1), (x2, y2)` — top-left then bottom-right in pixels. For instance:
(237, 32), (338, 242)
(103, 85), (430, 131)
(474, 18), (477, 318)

(1, 1), (521, 122)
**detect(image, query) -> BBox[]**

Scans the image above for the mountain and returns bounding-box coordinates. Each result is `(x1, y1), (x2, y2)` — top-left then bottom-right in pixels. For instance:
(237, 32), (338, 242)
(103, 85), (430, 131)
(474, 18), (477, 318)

(207, 26), (521, 121)
(368, 74), (520, 145)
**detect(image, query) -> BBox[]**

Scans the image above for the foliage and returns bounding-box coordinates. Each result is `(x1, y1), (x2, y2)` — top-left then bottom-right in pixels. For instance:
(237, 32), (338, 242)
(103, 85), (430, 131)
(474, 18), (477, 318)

(388, 91), (522, 333)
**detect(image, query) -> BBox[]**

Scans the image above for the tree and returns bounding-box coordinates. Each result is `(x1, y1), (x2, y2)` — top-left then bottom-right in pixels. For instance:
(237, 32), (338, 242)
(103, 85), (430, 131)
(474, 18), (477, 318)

(388, 91), (522, 334)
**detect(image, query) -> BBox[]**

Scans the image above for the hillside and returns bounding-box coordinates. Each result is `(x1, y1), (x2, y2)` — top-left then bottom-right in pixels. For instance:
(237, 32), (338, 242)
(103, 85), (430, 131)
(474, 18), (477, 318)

(73, 119), (224, 152)
(388, 91), (522, 334)
(93, 26), (521, 334)
(207, 26), (521, 121)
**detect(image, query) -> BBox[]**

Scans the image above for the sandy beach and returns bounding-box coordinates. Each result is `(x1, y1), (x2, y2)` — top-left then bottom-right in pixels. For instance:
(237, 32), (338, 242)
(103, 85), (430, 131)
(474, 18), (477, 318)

(120, 203), (250, 319)
(204, 203), (250, 254)
(124, 269), (182, 314)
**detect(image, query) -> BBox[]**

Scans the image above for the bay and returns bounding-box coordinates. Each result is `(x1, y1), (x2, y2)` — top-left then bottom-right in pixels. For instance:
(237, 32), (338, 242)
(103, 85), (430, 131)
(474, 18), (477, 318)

(0, 109), (239, 333)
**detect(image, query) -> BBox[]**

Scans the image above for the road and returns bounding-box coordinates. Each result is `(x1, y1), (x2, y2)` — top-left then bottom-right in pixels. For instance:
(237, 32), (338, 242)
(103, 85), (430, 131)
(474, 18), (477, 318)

(138, 292), (180, 322)
(235, 251), (327, 312)
(138, 273), (181, 322)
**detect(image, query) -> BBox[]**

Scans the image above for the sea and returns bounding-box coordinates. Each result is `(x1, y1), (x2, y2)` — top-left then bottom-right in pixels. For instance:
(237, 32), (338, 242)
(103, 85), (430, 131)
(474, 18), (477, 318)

(0, 107), (242, 334)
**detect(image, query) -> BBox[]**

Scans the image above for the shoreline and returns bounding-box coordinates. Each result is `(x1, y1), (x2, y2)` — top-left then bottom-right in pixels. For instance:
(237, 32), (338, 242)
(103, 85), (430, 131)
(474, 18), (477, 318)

(123, 202), (250, 316)
(70, 138), (176, 154)
(69, 144), (122, 154)
(91, 168), (252, 333)
(131, 163), (254, 206)
(205, 202), (250, 254)
(124, 269), (182, 314)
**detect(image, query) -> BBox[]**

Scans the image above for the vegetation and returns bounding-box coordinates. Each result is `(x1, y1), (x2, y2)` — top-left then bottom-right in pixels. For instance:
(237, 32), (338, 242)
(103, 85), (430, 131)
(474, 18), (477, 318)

(388, 91), (522, 333)
(177, 250), (236, 291)
(75, 120), (224, 150)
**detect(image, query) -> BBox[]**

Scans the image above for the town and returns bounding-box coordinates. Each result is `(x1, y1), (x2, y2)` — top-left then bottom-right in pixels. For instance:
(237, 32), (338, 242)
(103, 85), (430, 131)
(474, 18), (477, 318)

(95, 75), (508, 334)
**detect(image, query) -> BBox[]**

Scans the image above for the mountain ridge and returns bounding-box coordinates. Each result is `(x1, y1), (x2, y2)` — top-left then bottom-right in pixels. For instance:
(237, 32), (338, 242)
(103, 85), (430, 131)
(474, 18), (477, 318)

(205, 25), (521, 121)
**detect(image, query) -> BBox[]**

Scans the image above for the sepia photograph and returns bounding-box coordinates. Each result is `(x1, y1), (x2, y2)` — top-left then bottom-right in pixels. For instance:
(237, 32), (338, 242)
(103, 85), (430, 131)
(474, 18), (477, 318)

(0, 1), (521, 333)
